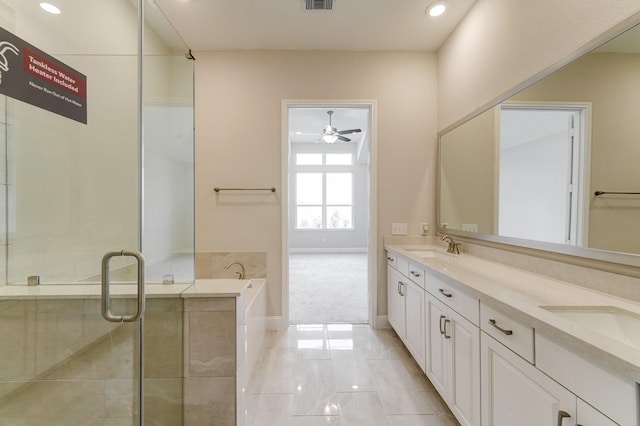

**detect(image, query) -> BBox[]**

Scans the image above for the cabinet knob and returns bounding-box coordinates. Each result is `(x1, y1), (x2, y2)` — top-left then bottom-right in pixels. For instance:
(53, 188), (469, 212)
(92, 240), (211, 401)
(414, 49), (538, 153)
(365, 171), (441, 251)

(556, 410), (570, 426)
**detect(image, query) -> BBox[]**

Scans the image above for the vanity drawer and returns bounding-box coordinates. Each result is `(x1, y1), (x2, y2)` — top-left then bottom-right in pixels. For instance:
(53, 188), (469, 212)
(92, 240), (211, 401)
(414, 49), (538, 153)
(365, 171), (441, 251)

(537, 334), (636, 426)
(396, 256), (409, 277)
(386, 252), (397, 269)
(480, 302), (534, 364)
(407, 262), (425, 289)
(425, 270), (478, 325)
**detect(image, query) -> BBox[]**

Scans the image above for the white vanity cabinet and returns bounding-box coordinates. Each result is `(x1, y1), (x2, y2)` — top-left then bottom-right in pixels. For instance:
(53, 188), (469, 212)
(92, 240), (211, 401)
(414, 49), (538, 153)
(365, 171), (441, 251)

(481, 332), (577, 426)
(480, 302), (632, 426)
(387, 255), (425, 367)
(424, 278), (480, 426)
(387, 266), (406, 338)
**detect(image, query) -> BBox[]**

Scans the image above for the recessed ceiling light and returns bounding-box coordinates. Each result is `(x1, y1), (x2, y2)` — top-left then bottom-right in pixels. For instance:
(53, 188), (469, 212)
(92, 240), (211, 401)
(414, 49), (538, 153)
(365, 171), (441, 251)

(40, 2), (61, 14)
(427, 2), (447, 17)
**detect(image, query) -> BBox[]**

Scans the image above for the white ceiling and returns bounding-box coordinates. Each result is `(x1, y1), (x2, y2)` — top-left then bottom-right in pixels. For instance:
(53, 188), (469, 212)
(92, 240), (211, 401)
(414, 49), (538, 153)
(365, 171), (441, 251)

(153, 0), (477, 52)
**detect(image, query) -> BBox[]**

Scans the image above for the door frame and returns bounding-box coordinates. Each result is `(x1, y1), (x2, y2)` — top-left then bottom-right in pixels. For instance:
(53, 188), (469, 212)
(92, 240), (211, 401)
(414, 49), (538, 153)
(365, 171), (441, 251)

(281, 100), (378, 327)
(497, 101), (592, 246)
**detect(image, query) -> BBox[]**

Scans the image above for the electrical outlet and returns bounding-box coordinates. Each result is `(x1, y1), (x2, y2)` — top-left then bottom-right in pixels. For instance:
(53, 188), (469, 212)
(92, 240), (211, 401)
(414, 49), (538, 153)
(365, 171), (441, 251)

(421, 223), (430, 235)
(391, 223), (408, 235)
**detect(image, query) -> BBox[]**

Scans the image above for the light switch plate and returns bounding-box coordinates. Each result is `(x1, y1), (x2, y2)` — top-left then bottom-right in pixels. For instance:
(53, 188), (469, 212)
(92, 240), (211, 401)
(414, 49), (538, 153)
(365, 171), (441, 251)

(391, 223), (408, 235)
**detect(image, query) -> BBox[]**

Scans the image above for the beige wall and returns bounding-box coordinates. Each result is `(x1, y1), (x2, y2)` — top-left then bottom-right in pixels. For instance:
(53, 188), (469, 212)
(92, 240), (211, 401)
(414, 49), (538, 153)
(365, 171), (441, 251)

(437, 0), (640, 130)
(194, 51), (438, 321)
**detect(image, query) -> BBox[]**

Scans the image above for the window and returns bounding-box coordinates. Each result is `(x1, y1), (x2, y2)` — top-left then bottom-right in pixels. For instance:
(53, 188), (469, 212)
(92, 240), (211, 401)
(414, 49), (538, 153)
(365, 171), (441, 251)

(294, 151), (354, 230)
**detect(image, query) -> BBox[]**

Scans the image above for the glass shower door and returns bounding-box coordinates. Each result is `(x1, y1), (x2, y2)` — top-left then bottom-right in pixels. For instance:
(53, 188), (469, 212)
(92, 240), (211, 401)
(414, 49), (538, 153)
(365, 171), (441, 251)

(0, 0), (194, 424)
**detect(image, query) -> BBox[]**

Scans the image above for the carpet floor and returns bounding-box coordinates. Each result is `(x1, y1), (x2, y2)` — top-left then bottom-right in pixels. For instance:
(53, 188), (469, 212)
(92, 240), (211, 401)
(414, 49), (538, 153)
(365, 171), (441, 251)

(289, 253), (368, 324)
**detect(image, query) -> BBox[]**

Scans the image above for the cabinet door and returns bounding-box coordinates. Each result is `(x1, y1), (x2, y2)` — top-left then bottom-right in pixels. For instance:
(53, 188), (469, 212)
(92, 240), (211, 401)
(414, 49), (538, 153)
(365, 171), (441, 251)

(449, 309), (480, 426)
(481, 333), (576, 426)
(404, 280), (425, 370)
(387, 267), (405, 338)
(425, 292), (448, 396)
(577, 399), (619, 426)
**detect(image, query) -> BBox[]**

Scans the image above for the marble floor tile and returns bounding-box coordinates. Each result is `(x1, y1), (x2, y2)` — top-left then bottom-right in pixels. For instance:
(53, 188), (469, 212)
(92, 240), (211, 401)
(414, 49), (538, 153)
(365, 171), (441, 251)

(337, 392), (387, 426)
(330, 349), (377, 393)
(245, 324), (460, 425)
(244, 393), (292, 426)
(291, 359), (339, 416)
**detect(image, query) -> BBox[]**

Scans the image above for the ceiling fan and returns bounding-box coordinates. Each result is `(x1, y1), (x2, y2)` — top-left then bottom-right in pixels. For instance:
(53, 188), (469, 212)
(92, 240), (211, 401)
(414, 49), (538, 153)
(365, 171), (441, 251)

(318, 110), (361, 143)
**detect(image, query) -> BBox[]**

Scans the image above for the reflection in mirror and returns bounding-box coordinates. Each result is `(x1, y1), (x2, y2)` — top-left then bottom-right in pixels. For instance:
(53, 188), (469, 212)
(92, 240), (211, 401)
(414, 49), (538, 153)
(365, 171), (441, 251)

(439, 21), (640, 259)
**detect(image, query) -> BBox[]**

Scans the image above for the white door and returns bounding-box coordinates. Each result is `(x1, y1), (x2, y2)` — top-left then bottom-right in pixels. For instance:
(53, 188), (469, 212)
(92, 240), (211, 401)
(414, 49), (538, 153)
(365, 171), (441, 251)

(449, 309), (480, 426)
(499, 106), (586, 245)
(425, 292), (448, 397)
(404, 280), (425, 369)
(387, 267), (406, 338)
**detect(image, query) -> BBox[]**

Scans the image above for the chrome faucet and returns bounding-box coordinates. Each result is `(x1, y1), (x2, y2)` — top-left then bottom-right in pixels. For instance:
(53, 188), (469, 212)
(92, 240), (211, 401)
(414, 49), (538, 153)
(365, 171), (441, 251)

(224, 261), (245, 279)
(441, 234), (461, 255)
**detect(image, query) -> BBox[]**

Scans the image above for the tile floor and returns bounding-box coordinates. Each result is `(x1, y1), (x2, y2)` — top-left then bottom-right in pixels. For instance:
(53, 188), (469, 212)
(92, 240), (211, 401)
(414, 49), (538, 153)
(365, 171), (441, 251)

(243, 324), (459, 425)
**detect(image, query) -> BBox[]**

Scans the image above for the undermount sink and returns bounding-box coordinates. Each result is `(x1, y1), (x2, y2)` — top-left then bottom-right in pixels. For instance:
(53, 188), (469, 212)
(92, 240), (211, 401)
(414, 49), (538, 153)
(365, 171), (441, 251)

(540, 305), (640, 350)
(405, 249), (436, 258)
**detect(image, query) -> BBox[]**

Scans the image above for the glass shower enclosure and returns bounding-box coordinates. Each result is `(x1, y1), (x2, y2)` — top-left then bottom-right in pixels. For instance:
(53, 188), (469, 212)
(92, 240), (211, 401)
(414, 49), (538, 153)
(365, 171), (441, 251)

(0, 0), (194, 424)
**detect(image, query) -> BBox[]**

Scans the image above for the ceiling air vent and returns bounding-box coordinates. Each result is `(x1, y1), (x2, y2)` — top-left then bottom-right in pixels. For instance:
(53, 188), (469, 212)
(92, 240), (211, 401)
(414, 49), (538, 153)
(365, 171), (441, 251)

(305, 0), (334, 11)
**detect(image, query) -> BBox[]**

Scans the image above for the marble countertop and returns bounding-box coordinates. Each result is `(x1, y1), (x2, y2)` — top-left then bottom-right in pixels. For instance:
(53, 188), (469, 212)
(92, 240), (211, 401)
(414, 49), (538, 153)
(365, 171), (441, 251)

(0, 279), (255, 299)
(385, 243), (640, 382)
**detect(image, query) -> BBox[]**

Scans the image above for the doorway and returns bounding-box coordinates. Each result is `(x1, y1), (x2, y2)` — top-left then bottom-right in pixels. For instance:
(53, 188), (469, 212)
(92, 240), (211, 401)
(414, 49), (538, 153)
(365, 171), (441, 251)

(284, 105), (373, 325)
(498, 104), (590, 245)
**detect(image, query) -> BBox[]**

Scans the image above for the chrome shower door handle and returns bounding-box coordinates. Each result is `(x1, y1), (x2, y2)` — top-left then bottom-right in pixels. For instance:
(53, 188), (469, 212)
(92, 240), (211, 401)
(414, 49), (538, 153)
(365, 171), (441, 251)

(102, 250), (146, 323)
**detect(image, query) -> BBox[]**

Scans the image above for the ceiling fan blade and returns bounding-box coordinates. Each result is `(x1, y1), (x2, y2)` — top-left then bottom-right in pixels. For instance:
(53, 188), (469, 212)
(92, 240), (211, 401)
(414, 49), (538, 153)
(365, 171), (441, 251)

(338, 129), (362, 135)
(337, 135), (352, 142)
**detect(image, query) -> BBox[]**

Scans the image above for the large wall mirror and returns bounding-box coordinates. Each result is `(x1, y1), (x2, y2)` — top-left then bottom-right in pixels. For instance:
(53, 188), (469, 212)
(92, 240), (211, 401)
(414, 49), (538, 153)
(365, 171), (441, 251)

(439, 19), (640, 268)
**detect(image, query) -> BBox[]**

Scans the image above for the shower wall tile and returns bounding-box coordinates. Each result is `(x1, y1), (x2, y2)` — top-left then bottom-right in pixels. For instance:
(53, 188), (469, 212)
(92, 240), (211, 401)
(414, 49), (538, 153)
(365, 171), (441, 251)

(184, 376), (235, 426)
(0, 296), (184, 424)
(104, 378), (135, 417)
(189, 310), (236, 377)
(195, 251), (267, 279)
(145, 311), (183, 378)
(144, 377), (183, 425)
(183, 296), (240, 424)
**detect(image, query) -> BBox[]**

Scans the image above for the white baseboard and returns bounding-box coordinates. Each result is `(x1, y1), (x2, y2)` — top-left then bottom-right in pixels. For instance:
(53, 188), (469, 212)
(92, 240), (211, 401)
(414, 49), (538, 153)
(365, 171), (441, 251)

(266, 316), (287, 330)
(289, 247), (368, 254)
(375, 315), (391, 329)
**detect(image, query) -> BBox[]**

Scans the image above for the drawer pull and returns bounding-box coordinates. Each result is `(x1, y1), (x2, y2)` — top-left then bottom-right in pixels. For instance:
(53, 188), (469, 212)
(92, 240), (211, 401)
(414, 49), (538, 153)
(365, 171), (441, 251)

(398, 282), (405, 297)
(439, 315), (446, 335)
(556, 410), (570, 426)
(410, 271), (421, 277)
(438, 288), (452, 298)
(489, 319), (513, 336)
(387, 257), (394, 262)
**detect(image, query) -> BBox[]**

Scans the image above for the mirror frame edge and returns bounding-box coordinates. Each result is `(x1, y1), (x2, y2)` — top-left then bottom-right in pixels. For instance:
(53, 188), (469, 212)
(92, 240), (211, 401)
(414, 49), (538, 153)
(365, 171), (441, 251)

(436, 11), (640, 274)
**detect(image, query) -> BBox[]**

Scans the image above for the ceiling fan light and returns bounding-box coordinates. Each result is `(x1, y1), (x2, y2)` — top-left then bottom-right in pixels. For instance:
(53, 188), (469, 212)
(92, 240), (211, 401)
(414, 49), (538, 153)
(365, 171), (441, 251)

(322, 134), (339, 143)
